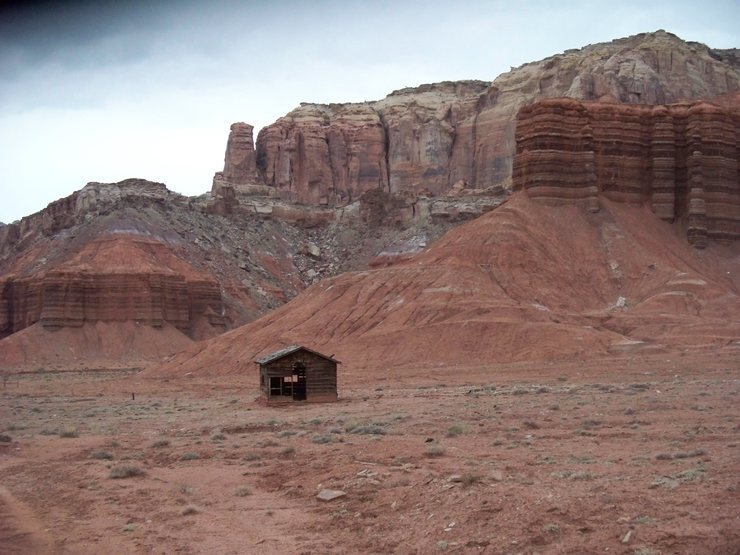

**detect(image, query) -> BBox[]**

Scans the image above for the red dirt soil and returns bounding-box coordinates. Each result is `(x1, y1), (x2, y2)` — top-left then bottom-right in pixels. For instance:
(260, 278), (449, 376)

(145, 192), (740, 378)
(0, 354), (738, 554)
(0, 322), (194, 371)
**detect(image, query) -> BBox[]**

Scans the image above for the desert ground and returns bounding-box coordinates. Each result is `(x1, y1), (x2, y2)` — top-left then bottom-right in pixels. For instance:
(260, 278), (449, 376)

(1, 350), (738, 554)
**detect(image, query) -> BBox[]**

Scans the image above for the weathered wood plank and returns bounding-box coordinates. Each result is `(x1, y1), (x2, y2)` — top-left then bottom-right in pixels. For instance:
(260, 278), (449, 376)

(257, 346), (338, 403)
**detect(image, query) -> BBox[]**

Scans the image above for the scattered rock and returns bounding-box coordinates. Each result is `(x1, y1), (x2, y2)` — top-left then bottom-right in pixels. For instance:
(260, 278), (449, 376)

(305, 243), (321, 258)
(489, 470), (504, 482)
(317, 489), (346, 501)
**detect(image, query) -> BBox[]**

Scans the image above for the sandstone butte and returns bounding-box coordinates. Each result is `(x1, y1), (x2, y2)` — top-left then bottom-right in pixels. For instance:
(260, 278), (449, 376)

(217, 30), (740, 210)
(2, 30), (740, 372)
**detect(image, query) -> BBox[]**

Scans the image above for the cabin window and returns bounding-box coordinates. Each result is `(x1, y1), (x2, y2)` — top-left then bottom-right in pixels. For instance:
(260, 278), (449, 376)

(269, 377), (282, 396)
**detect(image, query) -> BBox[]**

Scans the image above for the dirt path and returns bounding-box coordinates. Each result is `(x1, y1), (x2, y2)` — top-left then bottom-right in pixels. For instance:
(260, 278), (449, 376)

(0, 485), (55, 554)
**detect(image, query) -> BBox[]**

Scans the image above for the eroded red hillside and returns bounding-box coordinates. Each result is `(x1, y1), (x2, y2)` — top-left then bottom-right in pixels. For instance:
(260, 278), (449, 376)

(144, 192), (740, 378)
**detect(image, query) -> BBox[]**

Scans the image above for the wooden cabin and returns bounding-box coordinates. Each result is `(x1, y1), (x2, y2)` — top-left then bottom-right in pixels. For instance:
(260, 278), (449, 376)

(256, 345), (338, 404)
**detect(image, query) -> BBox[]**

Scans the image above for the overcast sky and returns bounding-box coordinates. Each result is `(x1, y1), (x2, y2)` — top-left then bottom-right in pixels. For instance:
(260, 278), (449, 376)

(0, 0), (738, 223)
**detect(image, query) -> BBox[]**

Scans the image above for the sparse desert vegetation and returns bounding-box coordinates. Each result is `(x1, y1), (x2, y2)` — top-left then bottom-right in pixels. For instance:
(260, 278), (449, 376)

(0, 354), (738, 553)
(108, 464), (145, 479)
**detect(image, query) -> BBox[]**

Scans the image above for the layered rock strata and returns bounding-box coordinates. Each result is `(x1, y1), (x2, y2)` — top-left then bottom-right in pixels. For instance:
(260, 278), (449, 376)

(243, 31), (739, 207)
(0, 236), (226, 340)
(0, 178), (305, 351)
(512, 97), (740, 246)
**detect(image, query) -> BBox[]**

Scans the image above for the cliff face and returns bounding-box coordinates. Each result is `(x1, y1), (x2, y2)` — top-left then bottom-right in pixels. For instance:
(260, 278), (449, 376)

(255, 81), (489, 205)
(221, 122), (261, 185)
(512, 96), (740, 247)
(0, 237), (225, 339)
(239, 31), (740, 206)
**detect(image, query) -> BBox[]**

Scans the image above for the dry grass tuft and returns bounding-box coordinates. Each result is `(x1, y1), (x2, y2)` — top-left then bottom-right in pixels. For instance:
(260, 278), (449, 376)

(425, 445), (446, 458)
(109, 464), (145, 479)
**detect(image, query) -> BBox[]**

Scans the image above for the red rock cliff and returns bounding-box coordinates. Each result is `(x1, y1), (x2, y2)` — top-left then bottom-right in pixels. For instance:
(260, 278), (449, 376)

(512, 96), (740, 247)
(242, 31), (740, 206)
(220, 122), (261, 185)
(0, 235), (226, 341)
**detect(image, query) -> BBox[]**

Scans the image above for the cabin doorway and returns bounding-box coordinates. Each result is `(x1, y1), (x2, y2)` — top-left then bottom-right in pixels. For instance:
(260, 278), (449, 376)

(292, 362), (307, 401)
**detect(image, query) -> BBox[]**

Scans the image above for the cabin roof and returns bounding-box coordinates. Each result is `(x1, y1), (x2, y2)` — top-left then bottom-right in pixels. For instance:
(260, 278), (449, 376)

(255, 345), (340, 365)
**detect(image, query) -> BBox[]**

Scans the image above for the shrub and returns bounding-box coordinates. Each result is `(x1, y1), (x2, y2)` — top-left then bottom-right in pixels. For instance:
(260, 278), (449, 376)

(234, 486), (252, 497)
(425, 445), (446, 458)
(109, 465), (145, 479)
(674, 449), (706, 459)
(90, 450), (114, 460)
(180, 452), (200, 461)
(150, 439), (170, 448)
(59, 427), (79, 438)
(344, 421), (360, 433)
(461, 473), (481, 487)
(181, 505), (199, 515)
(446, 424), (464, 437)
(312, 434), (333, 444)
(351, 425), (386, 435)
